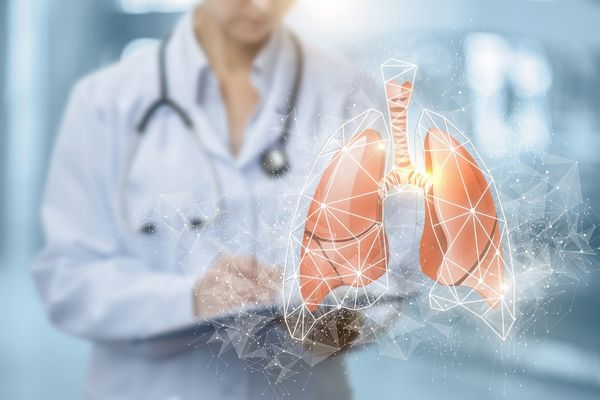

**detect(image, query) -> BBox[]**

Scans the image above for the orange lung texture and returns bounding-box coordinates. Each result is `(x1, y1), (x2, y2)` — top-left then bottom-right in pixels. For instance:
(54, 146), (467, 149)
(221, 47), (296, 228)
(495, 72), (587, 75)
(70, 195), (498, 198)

(300, 129), (389, 312)
(419, 129), (504, 307)
(299, 127), (505, 312)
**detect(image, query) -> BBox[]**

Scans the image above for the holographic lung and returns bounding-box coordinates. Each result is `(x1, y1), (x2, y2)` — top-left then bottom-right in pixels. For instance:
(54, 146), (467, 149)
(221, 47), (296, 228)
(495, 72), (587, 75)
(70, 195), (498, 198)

(285, 60), (515, 341)
(299, 129), (389, 312)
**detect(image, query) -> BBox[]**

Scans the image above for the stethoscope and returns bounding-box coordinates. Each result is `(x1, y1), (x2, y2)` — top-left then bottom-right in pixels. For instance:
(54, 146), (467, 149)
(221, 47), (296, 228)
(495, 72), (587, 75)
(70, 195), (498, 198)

(119, 32), (304, 235)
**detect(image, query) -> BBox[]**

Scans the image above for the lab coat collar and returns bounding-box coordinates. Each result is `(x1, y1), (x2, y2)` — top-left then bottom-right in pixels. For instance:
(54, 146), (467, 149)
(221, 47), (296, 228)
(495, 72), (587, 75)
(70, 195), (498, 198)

(167, 12), (230, 161)
(167, 11), (298, 167)
(174, 10), (281, 109)
(252, 29), (281, 95)
(235, 31), (299, 168)
(170, 11), (208, 116)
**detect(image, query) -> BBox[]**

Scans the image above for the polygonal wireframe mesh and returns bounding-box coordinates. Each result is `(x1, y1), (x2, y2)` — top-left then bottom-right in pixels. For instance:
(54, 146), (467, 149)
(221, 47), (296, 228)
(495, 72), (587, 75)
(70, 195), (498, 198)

(283, 109), (394, 341)
(284, 59), (516, 342)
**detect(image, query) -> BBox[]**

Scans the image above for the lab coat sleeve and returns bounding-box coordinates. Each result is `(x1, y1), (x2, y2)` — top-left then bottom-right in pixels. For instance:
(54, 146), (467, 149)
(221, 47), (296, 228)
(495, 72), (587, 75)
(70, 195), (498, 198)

(32, 81), (198, 342)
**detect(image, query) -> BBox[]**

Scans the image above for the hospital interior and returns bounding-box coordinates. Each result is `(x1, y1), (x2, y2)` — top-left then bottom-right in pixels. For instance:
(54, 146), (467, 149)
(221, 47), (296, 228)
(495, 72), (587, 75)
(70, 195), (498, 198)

(1, 0), (600, 399)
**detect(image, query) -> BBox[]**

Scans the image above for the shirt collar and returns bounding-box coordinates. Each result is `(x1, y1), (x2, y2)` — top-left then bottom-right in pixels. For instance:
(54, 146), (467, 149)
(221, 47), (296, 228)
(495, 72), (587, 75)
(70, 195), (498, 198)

(251, 29), (281, 94)
(166, 11), (297, 164)
(166, 12), (203, 110)
(175, 11), (282, 103)
(180, 11), (209, 103)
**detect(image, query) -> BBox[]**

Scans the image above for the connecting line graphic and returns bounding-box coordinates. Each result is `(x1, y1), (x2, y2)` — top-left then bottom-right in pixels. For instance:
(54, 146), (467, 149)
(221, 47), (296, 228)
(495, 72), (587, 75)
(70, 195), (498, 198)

(131, 59), (595, 394)
(125, 61), (595, 393)
(283, 59), (516, 341)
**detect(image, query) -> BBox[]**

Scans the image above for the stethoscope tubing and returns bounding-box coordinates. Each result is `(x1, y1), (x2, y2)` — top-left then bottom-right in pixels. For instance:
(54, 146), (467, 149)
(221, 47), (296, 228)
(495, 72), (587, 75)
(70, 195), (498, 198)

(119, 31), (304, 234)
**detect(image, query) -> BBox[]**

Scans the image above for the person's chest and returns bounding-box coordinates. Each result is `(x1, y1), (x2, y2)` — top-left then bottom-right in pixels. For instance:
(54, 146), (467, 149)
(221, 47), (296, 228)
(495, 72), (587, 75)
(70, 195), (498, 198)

(198, 69), (262, 157)
(117, 89), (346, 277)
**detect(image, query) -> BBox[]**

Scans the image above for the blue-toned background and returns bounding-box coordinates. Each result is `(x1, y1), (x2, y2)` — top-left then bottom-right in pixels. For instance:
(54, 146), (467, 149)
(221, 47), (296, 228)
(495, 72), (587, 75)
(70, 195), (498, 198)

(1, 0), (599, 399)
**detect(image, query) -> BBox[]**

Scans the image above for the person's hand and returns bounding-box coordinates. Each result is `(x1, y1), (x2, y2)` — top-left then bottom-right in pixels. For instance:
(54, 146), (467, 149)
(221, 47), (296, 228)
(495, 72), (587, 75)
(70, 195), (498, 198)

(192, 254), (282, 319)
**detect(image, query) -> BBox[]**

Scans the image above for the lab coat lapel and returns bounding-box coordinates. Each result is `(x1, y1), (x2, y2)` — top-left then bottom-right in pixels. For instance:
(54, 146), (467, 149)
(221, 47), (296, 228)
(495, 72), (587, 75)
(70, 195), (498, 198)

(166, 12), (232, 163)
(236, 31), (298, 169)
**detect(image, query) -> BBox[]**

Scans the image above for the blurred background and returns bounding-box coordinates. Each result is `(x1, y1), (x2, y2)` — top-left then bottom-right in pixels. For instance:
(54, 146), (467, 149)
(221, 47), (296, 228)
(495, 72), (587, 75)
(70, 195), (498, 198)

(1, 0), (599, 398)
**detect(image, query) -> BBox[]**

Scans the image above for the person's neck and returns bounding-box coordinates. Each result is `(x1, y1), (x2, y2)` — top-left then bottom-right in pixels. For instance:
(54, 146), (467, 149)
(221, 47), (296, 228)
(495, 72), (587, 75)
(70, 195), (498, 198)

(194, 7), (266, 79)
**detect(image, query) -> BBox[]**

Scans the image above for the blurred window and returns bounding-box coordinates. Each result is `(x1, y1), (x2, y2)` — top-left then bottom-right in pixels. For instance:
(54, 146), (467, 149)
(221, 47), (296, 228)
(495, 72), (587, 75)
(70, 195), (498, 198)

(121, 38), (159, 59)
(118, 0), (194, 13)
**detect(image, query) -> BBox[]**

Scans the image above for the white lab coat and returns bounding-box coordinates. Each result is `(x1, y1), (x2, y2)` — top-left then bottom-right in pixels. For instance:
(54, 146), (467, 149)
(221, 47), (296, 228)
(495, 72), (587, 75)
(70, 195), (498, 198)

(32, 12), (384, 400)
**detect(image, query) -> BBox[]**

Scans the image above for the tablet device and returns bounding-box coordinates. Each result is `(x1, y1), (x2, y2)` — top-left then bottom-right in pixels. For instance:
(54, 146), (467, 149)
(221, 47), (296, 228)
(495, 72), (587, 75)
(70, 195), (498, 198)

(107, 294), (409, 358)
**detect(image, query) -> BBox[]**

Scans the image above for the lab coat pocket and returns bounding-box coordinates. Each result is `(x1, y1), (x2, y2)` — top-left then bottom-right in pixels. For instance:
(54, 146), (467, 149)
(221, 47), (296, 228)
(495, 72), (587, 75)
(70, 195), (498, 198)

(122, 190), (202, 273)
(121, 118), (223, 274)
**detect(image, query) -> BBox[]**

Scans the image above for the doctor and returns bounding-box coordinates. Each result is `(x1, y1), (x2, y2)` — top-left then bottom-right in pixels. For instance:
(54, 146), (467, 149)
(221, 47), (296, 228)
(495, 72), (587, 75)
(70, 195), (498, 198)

(33, 0), (379, 399)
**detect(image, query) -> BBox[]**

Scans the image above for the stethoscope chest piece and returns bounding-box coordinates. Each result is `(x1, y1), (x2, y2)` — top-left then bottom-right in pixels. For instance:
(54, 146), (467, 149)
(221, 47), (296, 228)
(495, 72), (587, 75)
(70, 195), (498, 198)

(261, 146), (290, 177)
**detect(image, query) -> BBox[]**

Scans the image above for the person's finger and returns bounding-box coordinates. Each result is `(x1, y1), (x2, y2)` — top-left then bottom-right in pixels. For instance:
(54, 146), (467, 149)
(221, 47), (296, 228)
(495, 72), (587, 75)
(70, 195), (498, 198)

(227, 264), (261, 292)
(249, 263), (280, 298)
(225, 269), (272, 302)
(212, 256), (251, 290)
(199, 256), (282, 315)
(221, 272), (276, 308)
(194, 256), (256, 318)
(242, 256), (259, 281)
(253, 290), (276, 306)
(228, 281), (259, 301)
(385, 80), (412, 142)
(253, 261), (278, 282)
(224, 255), (259, 282)
(194, 283), (233, 317)
(207, 254), (236, 277)
(260, 267), (283, 295)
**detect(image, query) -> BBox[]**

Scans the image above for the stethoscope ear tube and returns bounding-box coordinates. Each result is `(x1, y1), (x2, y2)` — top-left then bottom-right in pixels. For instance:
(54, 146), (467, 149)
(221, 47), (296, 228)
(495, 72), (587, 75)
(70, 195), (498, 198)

(136, 36), (194, 134)
(136, 98), (194, 134)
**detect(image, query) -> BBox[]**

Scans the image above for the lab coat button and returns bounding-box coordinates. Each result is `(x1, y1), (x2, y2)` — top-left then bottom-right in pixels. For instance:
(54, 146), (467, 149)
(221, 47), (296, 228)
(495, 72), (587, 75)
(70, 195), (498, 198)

(189, 217), (205, 230)
(139, 222), (156, 234)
